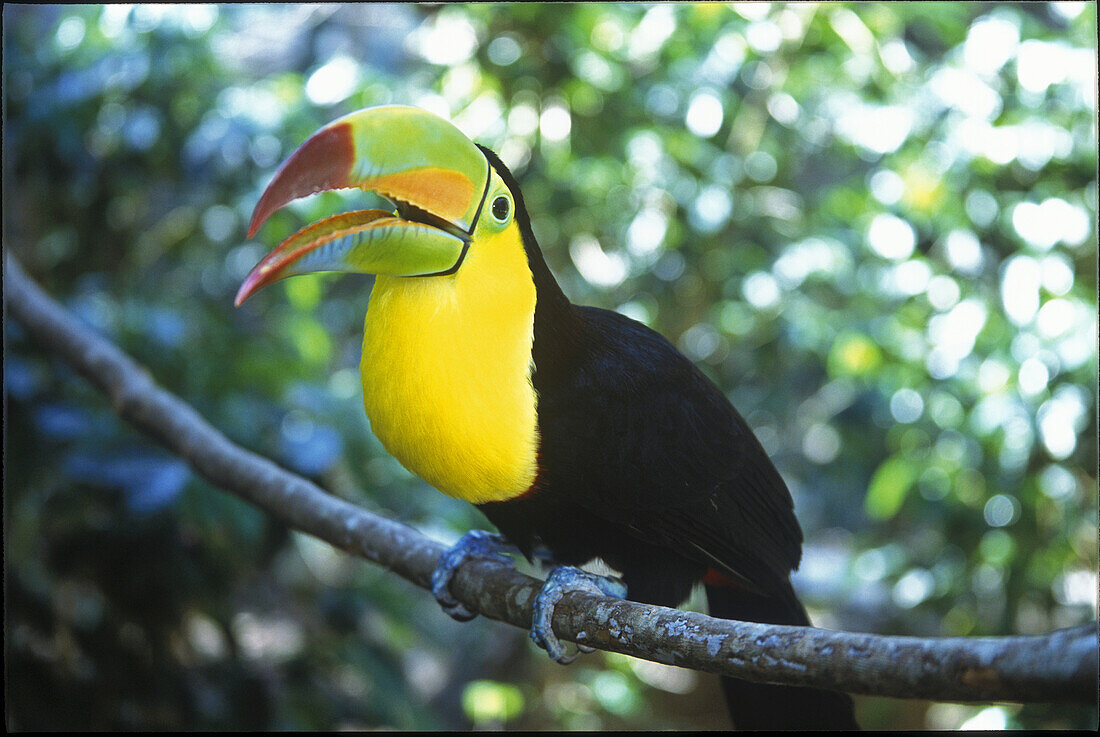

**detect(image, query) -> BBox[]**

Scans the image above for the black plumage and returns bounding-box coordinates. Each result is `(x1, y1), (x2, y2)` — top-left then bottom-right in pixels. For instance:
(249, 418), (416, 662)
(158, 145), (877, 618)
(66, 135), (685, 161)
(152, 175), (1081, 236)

(476, 146), (858, 730)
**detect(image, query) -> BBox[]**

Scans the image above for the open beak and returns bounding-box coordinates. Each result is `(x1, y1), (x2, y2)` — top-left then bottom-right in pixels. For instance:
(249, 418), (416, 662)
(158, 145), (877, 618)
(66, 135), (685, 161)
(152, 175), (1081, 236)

(235, 105), (489, 306)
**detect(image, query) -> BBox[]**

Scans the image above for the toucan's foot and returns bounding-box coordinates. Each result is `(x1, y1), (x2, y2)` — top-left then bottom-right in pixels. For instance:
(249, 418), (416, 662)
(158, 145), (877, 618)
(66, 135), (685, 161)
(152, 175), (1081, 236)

(431, 530), (518, 622)
(531, 566), (627, 664)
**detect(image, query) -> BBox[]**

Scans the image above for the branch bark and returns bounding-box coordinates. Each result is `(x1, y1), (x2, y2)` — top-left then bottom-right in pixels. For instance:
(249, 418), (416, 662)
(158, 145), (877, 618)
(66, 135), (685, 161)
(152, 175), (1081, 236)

(5, 250), (1097, 705)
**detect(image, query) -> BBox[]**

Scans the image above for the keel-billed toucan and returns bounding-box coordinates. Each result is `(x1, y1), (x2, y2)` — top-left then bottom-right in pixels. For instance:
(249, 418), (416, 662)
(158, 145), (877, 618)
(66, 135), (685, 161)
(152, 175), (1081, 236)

(236, 105), (858, 730)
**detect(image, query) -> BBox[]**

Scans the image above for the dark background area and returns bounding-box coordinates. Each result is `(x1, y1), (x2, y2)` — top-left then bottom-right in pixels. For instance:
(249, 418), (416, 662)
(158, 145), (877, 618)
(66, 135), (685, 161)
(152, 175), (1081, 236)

(4, 3), (1097, 730)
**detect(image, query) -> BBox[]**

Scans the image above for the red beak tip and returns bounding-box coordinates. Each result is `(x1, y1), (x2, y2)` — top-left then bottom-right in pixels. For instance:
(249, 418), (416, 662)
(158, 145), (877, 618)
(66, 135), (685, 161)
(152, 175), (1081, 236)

(236, 119), (357, 308)
(246, 211), (267, 240)
(234, 274), (260, 307)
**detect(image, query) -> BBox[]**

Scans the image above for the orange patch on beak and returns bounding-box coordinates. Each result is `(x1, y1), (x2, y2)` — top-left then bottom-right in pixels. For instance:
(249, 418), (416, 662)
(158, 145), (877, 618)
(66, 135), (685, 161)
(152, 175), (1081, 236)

(369, 167), (478, 230)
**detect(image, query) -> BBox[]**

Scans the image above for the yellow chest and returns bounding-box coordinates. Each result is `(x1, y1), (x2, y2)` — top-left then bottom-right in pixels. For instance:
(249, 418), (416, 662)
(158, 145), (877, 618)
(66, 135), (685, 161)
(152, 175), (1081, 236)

(359, 228), (539, 504)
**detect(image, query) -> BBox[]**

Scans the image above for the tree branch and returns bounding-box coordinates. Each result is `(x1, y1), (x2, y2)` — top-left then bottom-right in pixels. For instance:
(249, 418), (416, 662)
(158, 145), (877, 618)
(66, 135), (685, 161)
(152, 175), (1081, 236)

(5, 250), (1097, 704)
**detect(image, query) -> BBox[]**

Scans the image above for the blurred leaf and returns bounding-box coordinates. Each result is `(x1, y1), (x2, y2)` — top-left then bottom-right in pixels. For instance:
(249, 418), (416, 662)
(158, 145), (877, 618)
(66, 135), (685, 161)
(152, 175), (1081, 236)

(461, 679), (525, 724)
(828, 331), (883, 377)
(865, 455), (917, 519)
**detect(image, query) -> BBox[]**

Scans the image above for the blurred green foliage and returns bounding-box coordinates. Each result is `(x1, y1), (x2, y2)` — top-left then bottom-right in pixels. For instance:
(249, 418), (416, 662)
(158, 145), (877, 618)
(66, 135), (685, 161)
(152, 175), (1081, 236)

(4, 3), (1096, 731)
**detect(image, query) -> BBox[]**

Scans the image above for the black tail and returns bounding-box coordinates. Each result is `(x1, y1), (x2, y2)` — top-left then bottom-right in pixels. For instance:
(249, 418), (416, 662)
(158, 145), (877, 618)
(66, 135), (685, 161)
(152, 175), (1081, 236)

(705, 582), (859, 730)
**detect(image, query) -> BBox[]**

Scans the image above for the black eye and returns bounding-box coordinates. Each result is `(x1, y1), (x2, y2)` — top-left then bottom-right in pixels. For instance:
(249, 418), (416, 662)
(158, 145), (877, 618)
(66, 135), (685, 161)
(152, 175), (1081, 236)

(491, 196), (510, 222)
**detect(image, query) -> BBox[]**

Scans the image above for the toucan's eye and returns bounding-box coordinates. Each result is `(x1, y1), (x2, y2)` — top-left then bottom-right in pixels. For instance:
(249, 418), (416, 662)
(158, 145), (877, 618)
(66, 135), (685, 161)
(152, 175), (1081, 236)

(491, 196), (510, 223)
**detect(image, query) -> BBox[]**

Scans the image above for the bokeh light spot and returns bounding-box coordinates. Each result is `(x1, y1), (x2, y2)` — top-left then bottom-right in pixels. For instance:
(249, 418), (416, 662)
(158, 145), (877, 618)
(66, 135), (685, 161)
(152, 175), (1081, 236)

(685, 91), (724, 138)
(867, 214), (916, 261)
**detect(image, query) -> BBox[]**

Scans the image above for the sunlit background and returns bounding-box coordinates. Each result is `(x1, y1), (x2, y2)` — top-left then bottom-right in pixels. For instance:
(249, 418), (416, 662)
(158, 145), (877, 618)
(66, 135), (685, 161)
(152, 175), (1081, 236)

(4, 3), (1097, 731)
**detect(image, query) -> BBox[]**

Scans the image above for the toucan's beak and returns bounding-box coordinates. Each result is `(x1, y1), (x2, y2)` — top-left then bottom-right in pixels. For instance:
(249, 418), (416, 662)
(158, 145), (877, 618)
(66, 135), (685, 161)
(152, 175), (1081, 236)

(235, 105), (489, 306)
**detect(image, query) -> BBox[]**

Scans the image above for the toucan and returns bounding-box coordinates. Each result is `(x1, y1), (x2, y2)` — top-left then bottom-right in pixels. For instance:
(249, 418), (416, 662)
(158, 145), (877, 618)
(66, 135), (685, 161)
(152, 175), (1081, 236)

(236, 105), (858, 730)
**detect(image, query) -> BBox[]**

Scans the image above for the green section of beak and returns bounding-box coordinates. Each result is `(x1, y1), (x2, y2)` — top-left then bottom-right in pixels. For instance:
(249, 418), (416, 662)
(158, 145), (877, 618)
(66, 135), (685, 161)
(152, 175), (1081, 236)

(235, 209), (467, 306)
(247, 105), (489, 238)
(342, 106), (489, 231)
(238, 105), (488, 306)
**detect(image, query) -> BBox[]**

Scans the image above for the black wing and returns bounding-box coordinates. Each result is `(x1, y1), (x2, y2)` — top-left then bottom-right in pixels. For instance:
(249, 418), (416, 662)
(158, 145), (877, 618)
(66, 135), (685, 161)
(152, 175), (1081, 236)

(532, 306), (803, 598)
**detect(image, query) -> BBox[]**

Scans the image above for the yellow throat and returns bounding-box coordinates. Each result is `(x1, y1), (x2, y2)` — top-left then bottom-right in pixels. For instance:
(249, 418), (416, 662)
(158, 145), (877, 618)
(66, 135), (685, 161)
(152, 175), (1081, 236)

(360, 221), (540, 504)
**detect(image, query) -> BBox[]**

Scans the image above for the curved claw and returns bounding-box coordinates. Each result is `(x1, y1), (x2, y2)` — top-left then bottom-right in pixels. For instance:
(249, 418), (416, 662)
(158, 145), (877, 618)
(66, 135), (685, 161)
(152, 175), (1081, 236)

(431, 530), (518, 622)
(530, 543), (559, 567)
(530, 566), (627, 664)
